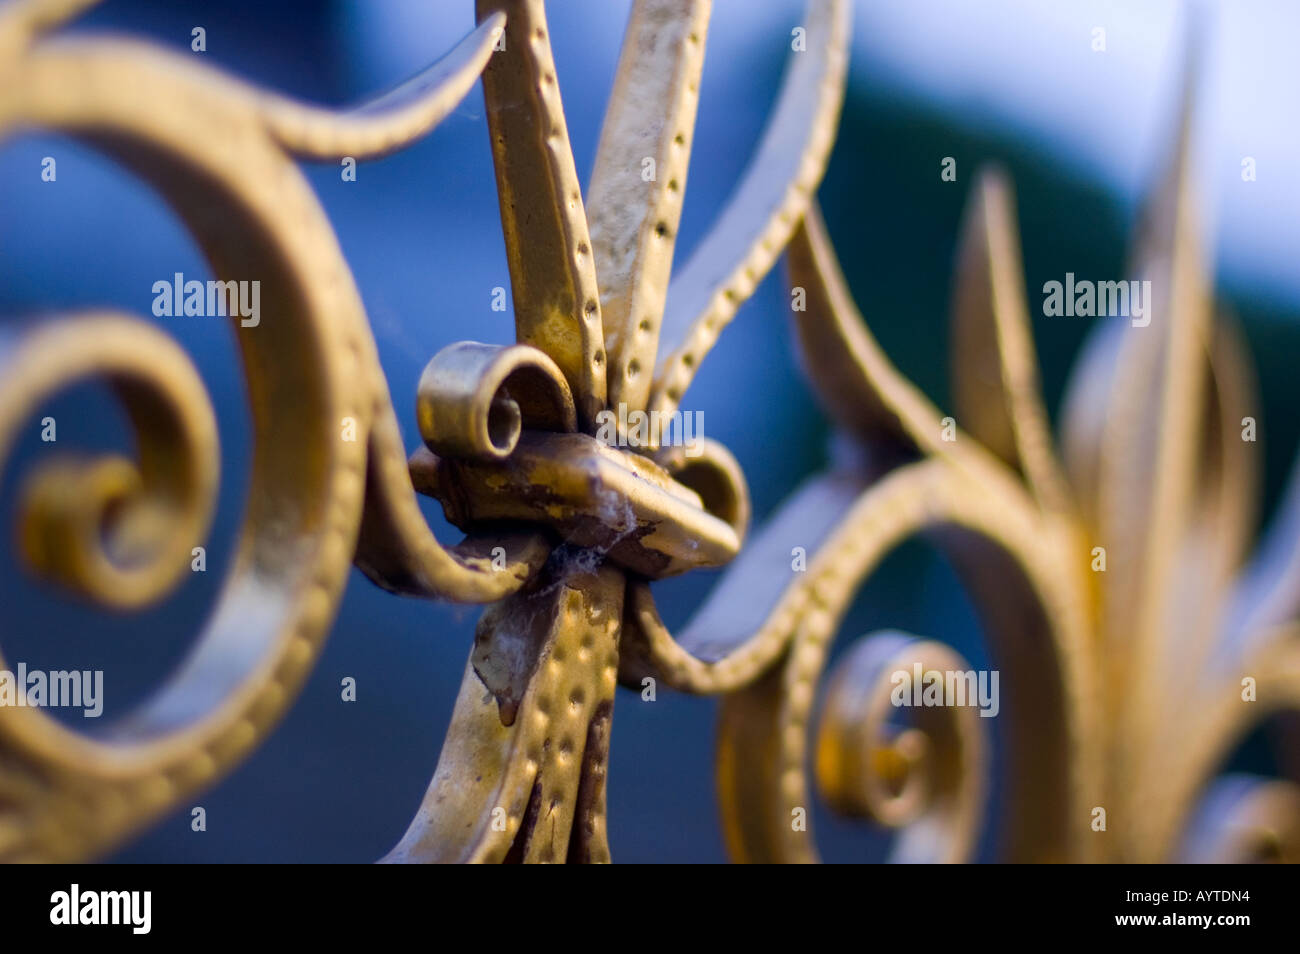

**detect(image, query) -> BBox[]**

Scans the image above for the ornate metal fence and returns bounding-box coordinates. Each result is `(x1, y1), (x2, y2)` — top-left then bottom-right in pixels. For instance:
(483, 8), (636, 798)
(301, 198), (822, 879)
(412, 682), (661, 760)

(1, 0), (1297, 863)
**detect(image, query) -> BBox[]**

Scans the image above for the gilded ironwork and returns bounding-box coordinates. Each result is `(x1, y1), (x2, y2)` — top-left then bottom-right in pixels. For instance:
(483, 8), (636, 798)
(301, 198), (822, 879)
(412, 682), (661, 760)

(1, 0), (1297, 864)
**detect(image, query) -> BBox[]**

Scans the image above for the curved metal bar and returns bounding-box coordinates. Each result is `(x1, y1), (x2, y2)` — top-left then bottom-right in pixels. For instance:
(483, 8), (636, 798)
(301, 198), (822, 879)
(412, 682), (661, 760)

(815, 633), (986, 863)
(1, 315), (217, 610)
(416, 341), (577, 462)
(950, 168), (1072, 515)
(648, 0), (850, 420)
(714, 458), (1094, 863)
(262, 14), (504, 161)
(3, 0), (1298, 868)
(0, 9), (539, 860)
(0, 35), (374, 858)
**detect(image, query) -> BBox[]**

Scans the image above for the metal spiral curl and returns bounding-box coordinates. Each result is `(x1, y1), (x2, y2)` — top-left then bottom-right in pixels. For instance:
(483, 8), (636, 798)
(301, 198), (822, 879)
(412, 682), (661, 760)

(2, 315), (218, 610)
(3, 0), (1300, 865)
(0, 0), (845, 862)
(814, 633), (985, 862)
(0, 0), (529, 861)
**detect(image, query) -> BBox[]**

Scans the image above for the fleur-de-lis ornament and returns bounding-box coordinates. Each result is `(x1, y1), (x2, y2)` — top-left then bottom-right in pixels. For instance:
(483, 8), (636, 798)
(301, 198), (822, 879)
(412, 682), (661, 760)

(382, 0), (849, 863)
(1, 0), (1297, 864)
(0, 0), (848, 862)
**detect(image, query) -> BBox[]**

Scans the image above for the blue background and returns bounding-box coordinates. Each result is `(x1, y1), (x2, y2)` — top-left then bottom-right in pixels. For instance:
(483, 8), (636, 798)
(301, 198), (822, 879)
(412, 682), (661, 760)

(0, 0), (1295, 862)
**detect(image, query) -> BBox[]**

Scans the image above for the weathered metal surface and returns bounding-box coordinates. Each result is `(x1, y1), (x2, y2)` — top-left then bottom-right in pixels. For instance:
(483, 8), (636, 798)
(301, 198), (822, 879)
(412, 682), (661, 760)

(382, 558), (622, 863)
(423, 431), (743, 578)
(587, 0), (711, 415)
(2, 0), (1299, 866)
(476, 0), (607, 431)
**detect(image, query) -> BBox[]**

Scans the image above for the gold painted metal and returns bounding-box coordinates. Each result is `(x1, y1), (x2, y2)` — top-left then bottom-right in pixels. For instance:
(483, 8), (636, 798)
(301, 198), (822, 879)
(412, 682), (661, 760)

(587, 0), (711, 415)
(7, 314), (218, 611)
(648, 0), (849, 425)
(421, 431), (743, 578)
(416, 342), (577, 462)
(476, 0), (607, 432)
(2, 0), (1298, 866)
(813, 635), (984, 863)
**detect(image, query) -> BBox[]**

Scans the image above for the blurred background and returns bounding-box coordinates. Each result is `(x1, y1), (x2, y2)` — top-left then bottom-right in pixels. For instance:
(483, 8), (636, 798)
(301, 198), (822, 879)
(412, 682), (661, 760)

(0, 0), (1297, 862)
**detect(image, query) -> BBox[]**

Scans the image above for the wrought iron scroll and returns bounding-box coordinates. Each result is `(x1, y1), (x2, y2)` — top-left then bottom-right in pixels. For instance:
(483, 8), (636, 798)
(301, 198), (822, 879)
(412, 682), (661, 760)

(1, 0), (1298, 864)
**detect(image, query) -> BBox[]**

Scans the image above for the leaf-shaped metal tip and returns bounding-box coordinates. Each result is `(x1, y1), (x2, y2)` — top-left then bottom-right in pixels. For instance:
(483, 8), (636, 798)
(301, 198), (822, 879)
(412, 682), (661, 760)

(587, 0), (713, 414)
(476, 0), (607, 430)
(1132, 10), (1204, 281)
(261, 13), (505, 161)
(648, 0), (851, 420)
(951, 166), (1071, 513)
(0, 0), (100, 45)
